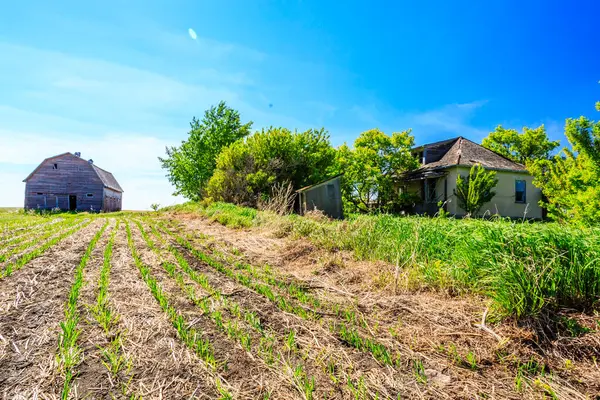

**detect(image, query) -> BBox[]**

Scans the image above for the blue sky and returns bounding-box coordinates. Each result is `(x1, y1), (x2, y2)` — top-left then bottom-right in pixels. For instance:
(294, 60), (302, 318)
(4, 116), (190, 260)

(1, 0), (598, 209)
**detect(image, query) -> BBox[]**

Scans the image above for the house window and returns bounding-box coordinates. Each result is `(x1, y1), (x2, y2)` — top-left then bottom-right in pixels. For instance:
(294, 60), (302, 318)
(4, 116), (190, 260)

(515, 180), (526, 203)
(426, 178), (437, 203)
(53, 163), (58, 169)
(86, 193), (94, 197)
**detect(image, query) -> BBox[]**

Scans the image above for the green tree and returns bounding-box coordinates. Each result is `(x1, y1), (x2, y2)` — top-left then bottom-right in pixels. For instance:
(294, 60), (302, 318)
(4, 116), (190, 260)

(530, 116), (600, 224)
(482, 125), (559, 164)
(454, 164), (498, 216)
(207, 127), (336, 206)
(335, 129), (418, 213)
(159, 102), (252, 201)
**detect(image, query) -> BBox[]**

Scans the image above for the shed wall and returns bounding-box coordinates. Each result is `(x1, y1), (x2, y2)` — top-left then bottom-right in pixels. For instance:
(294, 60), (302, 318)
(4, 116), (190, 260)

(300, 177), (343, 219)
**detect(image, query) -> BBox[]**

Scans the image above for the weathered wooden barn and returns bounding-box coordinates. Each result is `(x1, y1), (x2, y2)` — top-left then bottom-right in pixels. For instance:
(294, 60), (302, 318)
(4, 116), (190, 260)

(23, 152), (123, 212)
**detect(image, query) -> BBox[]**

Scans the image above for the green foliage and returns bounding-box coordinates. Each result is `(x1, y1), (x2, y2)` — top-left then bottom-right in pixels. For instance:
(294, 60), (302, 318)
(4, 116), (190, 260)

(530, 116), (600, 225)
(334, 129), (418, 213)
(207, 127), (336, 206)
(482, 124), (559, 164)
(159, 101), (252, 201)
(454, 164), (498, 216)
(150, 203), (161, 212)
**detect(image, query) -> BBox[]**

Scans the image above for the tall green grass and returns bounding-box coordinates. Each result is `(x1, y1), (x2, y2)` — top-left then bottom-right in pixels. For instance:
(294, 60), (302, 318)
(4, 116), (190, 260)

(165, 202), (600, 319)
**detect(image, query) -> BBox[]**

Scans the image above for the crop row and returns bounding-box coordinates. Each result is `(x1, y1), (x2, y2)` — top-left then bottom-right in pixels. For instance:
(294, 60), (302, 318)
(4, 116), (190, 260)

(89, 220), (139, 398)
(124, 221), (234, 399)
(57, 220), (109, 398)
(154, 221), (402, 370)
(135, 220), (321, 398)
(0, 217), (87, 263)
(0, 218), (94, 279)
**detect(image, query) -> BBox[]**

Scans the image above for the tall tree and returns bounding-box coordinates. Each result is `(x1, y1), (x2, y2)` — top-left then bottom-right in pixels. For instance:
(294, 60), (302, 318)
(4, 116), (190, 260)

(335, 129), (418, 213)
(482, 125), (560, 165)
(159, 102), (252, 201)
(454, 164), (498, 216)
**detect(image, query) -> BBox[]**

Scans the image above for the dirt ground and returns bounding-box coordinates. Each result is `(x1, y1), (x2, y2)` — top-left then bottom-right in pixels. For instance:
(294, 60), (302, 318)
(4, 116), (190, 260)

(0, 212), (598, 399)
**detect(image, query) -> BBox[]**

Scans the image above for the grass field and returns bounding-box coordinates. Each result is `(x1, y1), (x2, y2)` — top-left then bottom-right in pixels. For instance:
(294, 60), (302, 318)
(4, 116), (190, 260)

(0, 208), (598, 399)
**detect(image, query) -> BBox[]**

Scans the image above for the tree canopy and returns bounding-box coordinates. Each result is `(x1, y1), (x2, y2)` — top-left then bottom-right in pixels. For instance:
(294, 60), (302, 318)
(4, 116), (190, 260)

(482, 125), (560, 165)
(206, 127), (336, 206)
(159, 101), (252, 201)
(335, 129), (418, 213)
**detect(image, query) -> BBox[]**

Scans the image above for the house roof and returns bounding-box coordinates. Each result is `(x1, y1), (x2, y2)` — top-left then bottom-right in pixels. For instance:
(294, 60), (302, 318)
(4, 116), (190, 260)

(417, 137), (526, 172)
(23, 152), (124, 193)
(296, 174), (343, 193)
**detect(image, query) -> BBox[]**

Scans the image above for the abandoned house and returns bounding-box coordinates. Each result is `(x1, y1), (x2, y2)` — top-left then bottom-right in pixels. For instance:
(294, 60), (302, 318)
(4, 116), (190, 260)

(296, 174), (344, 219)
(23, 152), (123, 212)
(399, 137), (543, 219)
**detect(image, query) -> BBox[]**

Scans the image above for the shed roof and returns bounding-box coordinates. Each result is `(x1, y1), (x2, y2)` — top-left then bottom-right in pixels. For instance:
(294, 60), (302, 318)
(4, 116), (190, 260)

(23, 152), (124, 193)
(296, 174), (343, 193)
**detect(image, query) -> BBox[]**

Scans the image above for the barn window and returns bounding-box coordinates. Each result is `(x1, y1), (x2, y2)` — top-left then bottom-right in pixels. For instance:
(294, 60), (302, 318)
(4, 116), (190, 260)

(37, 192), (43, 195)
(86, 193), (94, 197)
(53, 163), (58, 169)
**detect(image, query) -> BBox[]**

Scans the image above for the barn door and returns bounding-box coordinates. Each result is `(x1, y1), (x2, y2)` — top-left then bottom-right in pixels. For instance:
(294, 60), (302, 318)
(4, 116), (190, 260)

(69, 195), (77, 211)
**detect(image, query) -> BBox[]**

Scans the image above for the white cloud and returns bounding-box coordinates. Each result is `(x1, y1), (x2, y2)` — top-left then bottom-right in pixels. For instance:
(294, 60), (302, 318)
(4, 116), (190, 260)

(188, 28), (197, 41)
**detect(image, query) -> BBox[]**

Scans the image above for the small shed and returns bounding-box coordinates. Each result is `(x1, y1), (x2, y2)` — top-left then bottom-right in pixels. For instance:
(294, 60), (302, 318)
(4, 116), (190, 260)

(296, 174), (343, 219)
(23, 152), (124, 212)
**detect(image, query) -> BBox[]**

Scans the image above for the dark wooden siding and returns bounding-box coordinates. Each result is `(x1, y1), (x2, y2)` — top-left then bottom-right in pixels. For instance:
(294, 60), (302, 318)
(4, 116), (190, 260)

(24, 154), (104, 211)
(103, 188), (123, 212)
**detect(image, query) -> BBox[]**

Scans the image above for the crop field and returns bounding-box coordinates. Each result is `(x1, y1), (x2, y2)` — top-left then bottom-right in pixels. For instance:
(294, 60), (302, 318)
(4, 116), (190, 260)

(0, 209), (599, 399)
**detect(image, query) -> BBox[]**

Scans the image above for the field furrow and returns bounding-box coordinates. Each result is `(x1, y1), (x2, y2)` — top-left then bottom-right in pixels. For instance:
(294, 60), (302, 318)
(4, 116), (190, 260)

(71, 218), (140, 398)
(129, 220), (301, 399)
(144, 219), (431, 399)
(0, 219), (60, 245)
(105, 221), (221, 398)
(0, 217), (85, 261)
(0, 219), (105, 397)
(0, 218), (93, 278)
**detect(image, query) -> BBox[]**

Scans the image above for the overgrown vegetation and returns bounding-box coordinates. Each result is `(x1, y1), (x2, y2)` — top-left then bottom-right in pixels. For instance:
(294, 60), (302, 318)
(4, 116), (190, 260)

(165, 201), (600, 319)
(454, 164), (498, 216)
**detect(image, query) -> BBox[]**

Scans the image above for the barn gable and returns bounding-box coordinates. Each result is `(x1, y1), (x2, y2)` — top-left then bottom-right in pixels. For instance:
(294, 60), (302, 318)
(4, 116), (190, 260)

(23, 152), (123, 212)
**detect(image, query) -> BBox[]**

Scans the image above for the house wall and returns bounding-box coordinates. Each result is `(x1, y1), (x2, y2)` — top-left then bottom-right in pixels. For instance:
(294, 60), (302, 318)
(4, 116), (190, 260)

(445, 167), (543, 219)
(103, 188), (123, 212)
(24, 154), (104, 211)
(300, 176), (343, 219)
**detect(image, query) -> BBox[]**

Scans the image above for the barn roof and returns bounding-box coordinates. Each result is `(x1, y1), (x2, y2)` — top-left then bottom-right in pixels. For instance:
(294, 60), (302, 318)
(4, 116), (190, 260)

(23, 152), (124, 193)
(92, 165), (123, 192)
